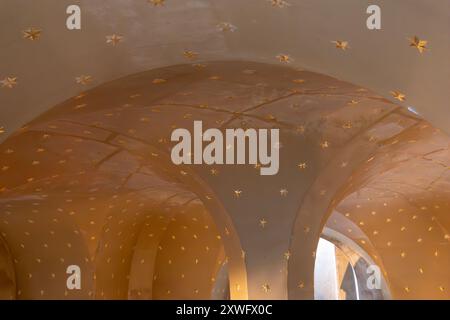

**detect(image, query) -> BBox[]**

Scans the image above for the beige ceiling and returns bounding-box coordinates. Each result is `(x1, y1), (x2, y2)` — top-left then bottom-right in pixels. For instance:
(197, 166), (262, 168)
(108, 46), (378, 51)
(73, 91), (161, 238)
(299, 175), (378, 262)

(0, 0), (449, 143)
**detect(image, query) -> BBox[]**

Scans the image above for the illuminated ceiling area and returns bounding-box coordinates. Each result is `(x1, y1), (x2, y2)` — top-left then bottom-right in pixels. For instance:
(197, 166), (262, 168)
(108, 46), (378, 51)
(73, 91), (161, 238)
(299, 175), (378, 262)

(0, 0), (449, 300)
(0, 61), (448, 299)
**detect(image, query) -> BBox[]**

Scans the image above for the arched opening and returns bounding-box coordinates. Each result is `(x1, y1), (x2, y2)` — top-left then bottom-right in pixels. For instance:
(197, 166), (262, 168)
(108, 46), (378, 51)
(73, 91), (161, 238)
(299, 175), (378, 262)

(125, 197), (231, 300)
(314, 229), (391, 300)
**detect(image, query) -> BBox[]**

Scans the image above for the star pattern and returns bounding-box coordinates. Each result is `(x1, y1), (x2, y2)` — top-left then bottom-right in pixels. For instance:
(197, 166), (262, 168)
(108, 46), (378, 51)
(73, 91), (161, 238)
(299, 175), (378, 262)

(409, 36), (428, 54)
(217, 22), (237, 32)
(0, 1), (447, 301)
(106, 34), (124, 46)
(276, 54), (292, 63)
(259, 218), (268, 228)
(183, 50), (199, 60)
(332, 40), (349, 50)
(391, 90), (406, 101)
(22, 27), (41, 41)
(76, 75), (93, 85)
(0, 77), (17, 89)
(268, 0), (291, 8)
(148, 0), (165, 6)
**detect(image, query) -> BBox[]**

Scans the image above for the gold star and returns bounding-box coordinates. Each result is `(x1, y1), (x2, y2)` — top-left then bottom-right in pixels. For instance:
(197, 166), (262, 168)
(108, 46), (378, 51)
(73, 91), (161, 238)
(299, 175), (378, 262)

(23, 27), (42, 41)
(284, 251), (291, 260)
(296, 125), (305, 134)
(409, 36), (428, 53)
(298, 162), (307, 170)
(268, 0), (290, 8)
(0, 127), (5, 134)
(152, 78), (167, 84)
(390, 90), (406, 102)
(210, 168), (219, 176)
(259, 218), (268, 228)
(183, 50), (199, 60)
(342, 122), (352, 129)
(148, 0), (165, 6)
(280, 188), (288, 196)
(76, 75), (93, 85)
(297, 281), (305, 289)
(106, 34), (123, 46)
(234, 190), (242, 198)
(262, 283), (271, 293)
(332, 40), (349, 50)
(1, 77), (18, 89)
(217, 22), (237, 32)
(276, 54), (292, 63)
(320, 141), (330, 149)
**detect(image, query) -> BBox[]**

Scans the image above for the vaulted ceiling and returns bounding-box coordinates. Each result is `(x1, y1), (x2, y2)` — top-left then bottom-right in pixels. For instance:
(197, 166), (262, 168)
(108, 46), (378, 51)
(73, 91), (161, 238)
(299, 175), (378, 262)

(0, 1), (448, 300)
(0, 0), (449, 141)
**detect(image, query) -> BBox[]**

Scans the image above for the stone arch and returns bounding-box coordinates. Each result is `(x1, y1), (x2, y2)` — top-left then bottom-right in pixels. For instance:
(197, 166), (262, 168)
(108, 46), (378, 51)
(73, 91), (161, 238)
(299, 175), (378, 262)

(288, 116), (449, 299)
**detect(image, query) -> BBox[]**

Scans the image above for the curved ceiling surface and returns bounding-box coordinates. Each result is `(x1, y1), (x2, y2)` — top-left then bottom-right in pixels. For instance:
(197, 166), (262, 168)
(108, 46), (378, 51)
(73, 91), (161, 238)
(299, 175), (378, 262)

(0, 61), (448, 299)
(0, 0), (449, 141)
(0, 1), (449, 301)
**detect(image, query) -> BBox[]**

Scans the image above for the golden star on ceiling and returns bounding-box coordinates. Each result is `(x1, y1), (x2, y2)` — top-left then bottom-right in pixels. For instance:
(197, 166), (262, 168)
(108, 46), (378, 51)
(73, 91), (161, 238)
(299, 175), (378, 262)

(152, 78), (167, 84)
(276, 54), (292, 63)
(298, 162), (307, 170)
(106, 34), (124, 46)
(280, 188), (288, 196)
(217, 22), (237, 32)
(262, 283), (271, 293)
(320, 140), (330, 148)
(76, 75), (93, 85)
(23, 27), (42, 41)
(284, 251), (291, 260)
(409, 36), (428, 53)
(233, 190), (242, 198)
(342, 122), (352, 129)
(259, 218), (268, 228)
(268, 0), (291, 8)
(1, 77), (18, 88)
(390, 90), (406, 101)
(183, 50), (199, 60)
(332, 40), (349, 50)
(148, 0), (165, 6)
(296, 125), (305, 134)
